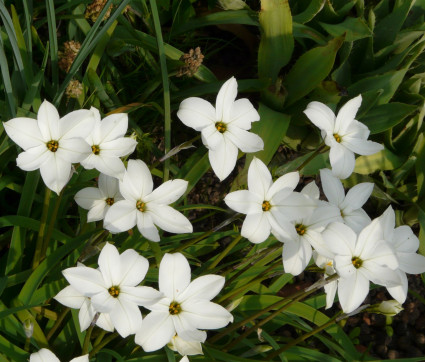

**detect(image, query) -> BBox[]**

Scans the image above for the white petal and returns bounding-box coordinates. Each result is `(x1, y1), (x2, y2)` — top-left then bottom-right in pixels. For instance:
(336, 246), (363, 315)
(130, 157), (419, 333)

(56, 137), (91, 163)
(320, 168), (345, 206)
(266, 171), (299, 200)
(135, 311), (175, 352)
(144, 179), (188, 205)
(84, 155), (126, 180)
(90, 290), (117, 313)
(180, 300), (233, 329)
(338, 272), (369, 313)
(109, 297), (142, 337)
(121, 159), (153, 200)
(98, 243), (122, 287)
(301, 181), (320, 200)
(248, 157), (272, 199)
(282, 238), (312, 276)
(99, 113), (129, 142)
(3, 117), (44, 149)
(379, 206), (395, 242)
(148, 205), (193, 234)
(228, 98), (260, 129)
(119, 249), (149, 286)
(100, 138), (137, 157)
(334, 255), (356, 279)
(225, 126), (264, 153)
(308, 204), (341, 230)
(159, 253), (191, 300)
(398, 252), (425, 274)
(224, 190), (262, 214)
(79, 299), (96, 331)
(216, 77), (238, 123)
(241, 212), (271, 244)
(361, 262), (400, 287)
(99, 173), (120, 197)
(324, 280), (338, 309)
(30, 348), (60, 362)
(16, 145), (51, 171)
(343, 209), (371, 234)
(54, 285), (85, 309)
(177, 97), (216, 131)
(62, 267), (106, 296)
(329, 142), (355, 179)
(267, 212), (296, 240)
(342, 137), (383, 156)
(304, 230), (334, 260)
(87, 201), (108, 222)
(169, 335), (204, 356)
(208, 137), (238, 181)
(37, 100), (60, 140)
(120, 286), (162, 307)
(271, 192), (316, 221)
(179, 275), (225, 302)
(334, 95), (362, 135)
(74, 187), (103, 210)
(392, 225), (418, 252)
(356, 220), (386, 258)
(39, 155), (71, 194)
(103, 200), (137, 233)
(303, 101), (335, 133)
(59, 109), (95, 140)
(96, 313), (115, 332)
(136, 211), (160, 242)
(322, 222), (356, 257)
(70, 356), (89, 362)
(201, 124), (223, 150)
(172, 315), (205, 342)
(387, 271), (408, 304)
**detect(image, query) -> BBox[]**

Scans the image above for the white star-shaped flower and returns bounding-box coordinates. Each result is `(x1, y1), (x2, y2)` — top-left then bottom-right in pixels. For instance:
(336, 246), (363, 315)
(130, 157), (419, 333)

(81, 107), (137, 179)
(103, 159), (193, 242)
(313, 251), (337, 310)
(177, 77), (264, 181)
(135, 253), (233, 352)
(320, 168), (372, 233)
(224, 157), (316, 244)
(74, 173), (123, 222)
(62, 243), (162, 337)
(168, 334), (203, 356)
(304, 95), (383, 179)
(3, 100), (95, 194)
(323, 220), (400, 313)
(30, 348), (88, 362)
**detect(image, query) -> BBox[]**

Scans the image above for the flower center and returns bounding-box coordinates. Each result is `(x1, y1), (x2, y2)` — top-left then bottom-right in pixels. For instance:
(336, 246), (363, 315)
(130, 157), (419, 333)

(215, 121), (227, 133)
(351, 256), (363, 269)
(105, 197), (114, 206)
(136, 200), (146, 212)
(91, 145), (101, 155)
(333, 133), (342, 143)
(108, 286), (120, 298)
(295, 223), (307, 236)
(262, 201), (271, 211)
(169, 301), (182, 315)
(46, 140), (59, 152)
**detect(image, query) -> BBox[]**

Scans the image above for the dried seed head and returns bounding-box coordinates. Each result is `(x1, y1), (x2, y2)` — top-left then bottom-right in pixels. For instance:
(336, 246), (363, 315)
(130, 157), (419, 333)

(177, 47), (205, 78)
(85, 0), (113, 22)
(65, 79), (83, 99)
(58, 40), (81, 72)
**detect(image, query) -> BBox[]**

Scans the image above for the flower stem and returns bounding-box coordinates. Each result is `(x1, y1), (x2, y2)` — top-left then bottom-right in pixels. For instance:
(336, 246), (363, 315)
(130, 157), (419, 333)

(89, 333), (119, 358)
(32, 187), (51, 269)
(296, 143), (327, 172)
(207, 235), (243, 271)
(82, 319), (96, 355)
(93, 330), (106, 348)
(150, 0), (171, 182)
(41, 190), (64, 258)
(46, 307), (70, 341)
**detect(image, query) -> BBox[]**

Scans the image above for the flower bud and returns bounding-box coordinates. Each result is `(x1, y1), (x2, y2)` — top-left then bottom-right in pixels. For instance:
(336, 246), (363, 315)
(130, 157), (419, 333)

(371, 300), (403, 317)
(23, 319), (33, 338)
(217, 0), (247, 10)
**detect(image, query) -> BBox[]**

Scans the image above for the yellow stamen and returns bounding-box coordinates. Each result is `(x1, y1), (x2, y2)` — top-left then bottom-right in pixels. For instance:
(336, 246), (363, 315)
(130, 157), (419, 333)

(91, 145), (100, 155)
(215, 122), (227, 133)
(262, 201), (271, 211)
(169, 301), (181, 315)
(108, 286), (120, 298)
(46, 140), (59, 152)
(136, 200), (146, 212)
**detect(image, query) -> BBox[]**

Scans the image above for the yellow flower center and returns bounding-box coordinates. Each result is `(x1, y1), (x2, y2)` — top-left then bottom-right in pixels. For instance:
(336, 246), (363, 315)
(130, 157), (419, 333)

(91, 145), (101, 155)
(262, 201), (271, 211)
(108, 286), (120, 298)
(136, 200), (146, 212)
(169, 301), (182, 315)
(105, 197), (114, 206)
(295, 223), (307, 236)
(215, 121), (227, 133)
(333, 133), (342, 143)
(46, 140), (59, 152)
(351, 256), (363, 269)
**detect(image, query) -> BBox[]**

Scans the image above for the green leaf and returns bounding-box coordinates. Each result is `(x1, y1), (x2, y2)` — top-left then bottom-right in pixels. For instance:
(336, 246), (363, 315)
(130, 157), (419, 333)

(283, 36), (344, 106)
(293, 0), (325, 24)
(354, 148), (405, 174)
(0, 334), (27, 362)
(359, 102), (418, 134)
(319, 17), (372, 42)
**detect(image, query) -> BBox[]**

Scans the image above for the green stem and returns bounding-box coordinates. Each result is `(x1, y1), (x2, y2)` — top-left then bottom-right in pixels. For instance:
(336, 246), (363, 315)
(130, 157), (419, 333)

(207, 235), (243, 271)
(89, 333), (119, 358)
(265, 312), (341, 360)
(296, 143), (327, 172)
(41, 190), (64, 258)
(149, 240), (163, 267)
(82, 319), (96, 355)
(150, 0), (171, 182)
(46, 307), (70, 341)
(32, 187), (52, 269)
(93, 330), (106, 348)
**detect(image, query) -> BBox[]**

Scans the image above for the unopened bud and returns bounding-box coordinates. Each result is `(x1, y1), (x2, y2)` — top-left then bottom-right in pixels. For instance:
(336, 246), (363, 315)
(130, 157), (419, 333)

(217, 0), (248, 10)
(23, 319), (33, 338)
(369, 300), (403, 317)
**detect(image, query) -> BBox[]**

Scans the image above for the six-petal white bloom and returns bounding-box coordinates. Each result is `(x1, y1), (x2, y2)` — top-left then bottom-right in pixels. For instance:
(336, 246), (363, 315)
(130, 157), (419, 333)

(304, 95), (383, 179)
(61, 243), (162, 337)
(135, 253), (233, 352)
(103, 159), (192, 241)
(177, 77), (264, 181)
(30, 349), (88, 362)
(224, 157), (315, 244)
(80, 107), (137, 179)
(75, 173), (123, 222)
(3, 100), (95, 194)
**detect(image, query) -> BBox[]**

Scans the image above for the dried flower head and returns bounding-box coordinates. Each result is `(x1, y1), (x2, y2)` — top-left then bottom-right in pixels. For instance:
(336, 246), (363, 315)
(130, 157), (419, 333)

(177, 47), (204, 78)
(65, 80), (83, 99)
(58, 40), (81, 73)
(85, 0), (113, 22)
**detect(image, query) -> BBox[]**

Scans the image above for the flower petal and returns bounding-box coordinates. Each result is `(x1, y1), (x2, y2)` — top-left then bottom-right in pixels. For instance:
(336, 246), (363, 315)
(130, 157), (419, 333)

(342, 137), (383, 156)
(59, 109), (95, 140)
(135, 311), (175, 352)
(96, 313), (115, 332)
(398, 252), (425, 274)
(120, 286), (162, 307)
(320, 168), (345, 206)
(121, 159), (153, 201)
(180, 300), (233, 330)
(177, 97), (216, 131)
(39, 155), (72, 194)
(30, 348), (60, 362)
(37, 100), (60, 140)
(208, 137), (238, 181)
(282, 238), (312, 276)
(322, 222), (356, 257)
(224, 190), (262, 214)
(56, 137), (91, 163)
(225, 126), (264, 153)
(109, 297), (143, 337)
(159, 253), (191, 300)
(98, 243), (122, 287)
(144, 179), (188, 205)
(248, 157), (272, 199)
(87, 201), (108, 222)
(228, 98), (260, 129)
(16, 145), (52, 171)
(74, 187), (103, 210)
(338, 271), (369, 313)
(100, 138), (137, 157)
(266, 171), (299, 200)
(99, 173), (120, 197)
(343, 208), (371, 234)
(99, 113), (129, 142)
(241, 212), (271, 244)
(148, 204), (193, 234)
(54, 285), (85, 309)
(201, 124), (223, 150)
(304, 101), (335, 133)
(103, 200), (137, 233)
(62, 267), (106, 297)
(216, 77), (238, 123)
(119, 248), (149, 286)
(136, 211), (160, 242)
(387, 271), (408, 304)
(3, 117), (44, 149)
(329, 142), (355, 179)
(392, 225), (418, 252)
(271, 192), (317, 221)
(334, 95), (362, 135)
(83, 155), (126, 180)
(79, 299), (96, 331)
(179, 275), (225, 302)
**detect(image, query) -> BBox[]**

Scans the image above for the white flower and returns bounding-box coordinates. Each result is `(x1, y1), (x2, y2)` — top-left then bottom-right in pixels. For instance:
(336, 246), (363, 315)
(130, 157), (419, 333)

(74, 173), (123, 222)
(30, 348), (88, 362)
(81, 108), (137, 179)
(313, 252), (337, 309)
(168, 334), (203, 356)
(323, 221), (400, 313)
(224, 157), (315, 244)
(55, 264), (114, 332)
(277, 182), (341, 276)
(135, 253), (233, 352)
(320, 168), (372, 233)
(62, 243), (162, 337)
(103, 159), (192, 242)
(177, 77), (264, 181)
(3, 100), (95, 194)
(304, 95), (383, 179)
(379, 206), (425, 303)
